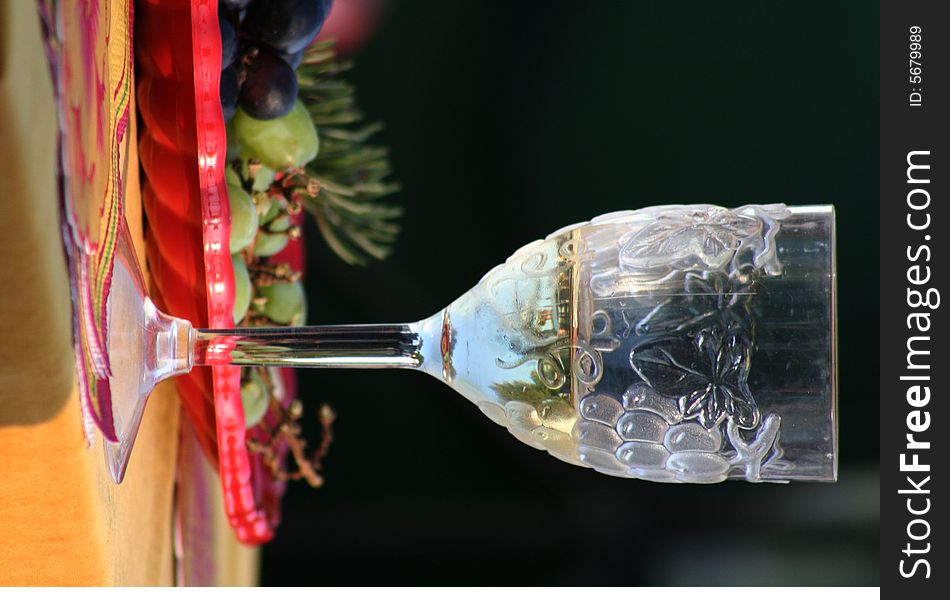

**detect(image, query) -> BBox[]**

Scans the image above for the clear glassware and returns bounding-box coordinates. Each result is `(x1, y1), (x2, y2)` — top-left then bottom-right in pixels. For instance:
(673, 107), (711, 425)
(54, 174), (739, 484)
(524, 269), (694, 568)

(104, 203), (837, 484)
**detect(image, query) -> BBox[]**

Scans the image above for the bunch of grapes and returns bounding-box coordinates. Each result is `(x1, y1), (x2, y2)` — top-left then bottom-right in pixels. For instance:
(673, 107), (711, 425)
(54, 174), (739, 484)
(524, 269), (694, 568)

(221, 1), (330, 338)
(218, 2), (399, 484)
(219, 0), (333, 121)
(219, 1), (333, 475)
(227, 159), (309, 431)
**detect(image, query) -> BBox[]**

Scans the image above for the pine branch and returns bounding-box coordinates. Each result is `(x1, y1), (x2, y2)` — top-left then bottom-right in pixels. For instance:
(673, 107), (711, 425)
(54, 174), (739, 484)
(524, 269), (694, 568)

(294, 41), (402, 266)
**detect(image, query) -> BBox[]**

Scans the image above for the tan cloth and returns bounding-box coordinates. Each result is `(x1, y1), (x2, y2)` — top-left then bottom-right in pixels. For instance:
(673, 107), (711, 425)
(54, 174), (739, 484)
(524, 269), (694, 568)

(0, 0), (257, 585)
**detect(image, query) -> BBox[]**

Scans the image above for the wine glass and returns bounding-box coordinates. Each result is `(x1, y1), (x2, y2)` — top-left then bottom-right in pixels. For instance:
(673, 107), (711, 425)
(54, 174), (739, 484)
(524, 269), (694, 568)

(101, 203), (836, 485)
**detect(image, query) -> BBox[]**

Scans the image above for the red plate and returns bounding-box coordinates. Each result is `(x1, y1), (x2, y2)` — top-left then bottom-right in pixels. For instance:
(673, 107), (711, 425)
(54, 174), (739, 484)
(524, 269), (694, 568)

(137, 0), (300, 544)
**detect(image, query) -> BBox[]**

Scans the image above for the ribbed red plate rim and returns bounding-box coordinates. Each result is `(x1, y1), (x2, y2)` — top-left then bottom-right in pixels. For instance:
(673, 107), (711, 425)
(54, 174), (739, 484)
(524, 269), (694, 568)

(190, 0), (273, 543)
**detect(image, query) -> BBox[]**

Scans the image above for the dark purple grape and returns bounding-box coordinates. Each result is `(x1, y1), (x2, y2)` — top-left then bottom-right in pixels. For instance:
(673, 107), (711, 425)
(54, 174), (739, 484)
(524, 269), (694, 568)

(279, 48), (305, 69)
(218, 0), (246, 25)
(238, 47), (297, 120)
(220, 18), (239, 66)
(243, 0), (333, 54)
(221, 0), (253, 10)
(220, 63), (241, 121)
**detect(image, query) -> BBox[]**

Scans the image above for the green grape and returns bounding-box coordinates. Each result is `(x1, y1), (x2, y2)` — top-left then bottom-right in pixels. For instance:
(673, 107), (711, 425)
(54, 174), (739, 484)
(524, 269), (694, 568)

(249, 161), (277, 192)
(253, 165), (276, 192)
(231, 254), (252, 324)
(258, 194), (281, 224)
(259, 281), (306, 325)
(237, 158), (276, 193)
(267, 214), (292, 232)
(240, 369), (270, 428)
(228, 184), (259, 253)
(232, 100), (319, 170)
(225, 165), (242, 188)
(254, 193), (273, 222)
(253, 231), (289, 257)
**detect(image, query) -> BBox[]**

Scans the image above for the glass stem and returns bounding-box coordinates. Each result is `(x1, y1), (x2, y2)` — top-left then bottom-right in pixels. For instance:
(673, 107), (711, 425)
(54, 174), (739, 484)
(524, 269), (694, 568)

(190, 324), (423, 369)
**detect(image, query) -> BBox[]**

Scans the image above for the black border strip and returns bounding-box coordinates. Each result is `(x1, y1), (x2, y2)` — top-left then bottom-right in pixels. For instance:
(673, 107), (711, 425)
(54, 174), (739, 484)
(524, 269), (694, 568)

(881, 0), (948, 595)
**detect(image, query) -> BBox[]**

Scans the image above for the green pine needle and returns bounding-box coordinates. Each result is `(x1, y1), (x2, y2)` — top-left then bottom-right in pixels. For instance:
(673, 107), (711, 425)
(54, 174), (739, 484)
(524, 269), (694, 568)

(297, 41), (401, 266)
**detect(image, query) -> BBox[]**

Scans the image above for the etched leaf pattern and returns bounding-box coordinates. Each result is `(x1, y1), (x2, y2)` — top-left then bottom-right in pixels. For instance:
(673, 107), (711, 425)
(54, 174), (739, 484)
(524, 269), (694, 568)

(619, 206), (764, 272)
(627, 336), (707, 397)
(615, 207), (778, 437)
(630, 328), (759, 430)
(634, 269), (755, 336)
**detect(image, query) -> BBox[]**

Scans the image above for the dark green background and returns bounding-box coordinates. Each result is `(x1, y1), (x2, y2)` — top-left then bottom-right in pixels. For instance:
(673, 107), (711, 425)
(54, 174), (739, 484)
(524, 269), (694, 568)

(263, 0), (879, 585)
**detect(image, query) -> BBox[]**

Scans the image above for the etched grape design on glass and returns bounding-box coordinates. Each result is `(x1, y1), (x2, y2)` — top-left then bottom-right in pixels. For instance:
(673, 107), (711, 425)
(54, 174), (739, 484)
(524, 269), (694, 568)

(103, 204), (836, 484)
